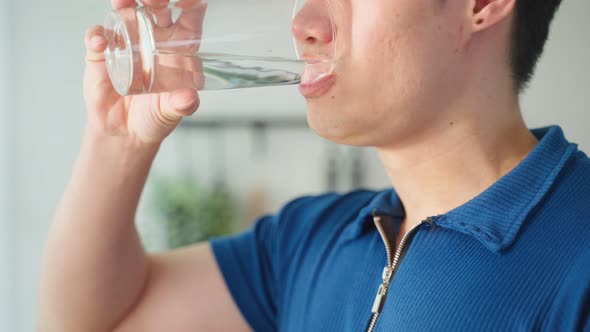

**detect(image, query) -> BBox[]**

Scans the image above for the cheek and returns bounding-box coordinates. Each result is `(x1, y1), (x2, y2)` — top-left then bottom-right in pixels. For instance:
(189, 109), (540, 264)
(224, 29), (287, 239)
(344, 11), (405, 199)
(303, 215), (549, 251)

(349, 25), (422, 113)
(348, 2), (429, 85)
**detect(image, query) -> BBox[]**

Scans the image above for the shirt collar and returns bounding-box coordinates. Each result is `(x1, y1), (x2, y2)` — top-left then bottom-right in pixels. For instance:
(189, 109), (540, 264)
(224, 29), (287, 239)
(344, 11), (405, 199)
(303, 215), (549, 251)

(343, 126), (578, 253)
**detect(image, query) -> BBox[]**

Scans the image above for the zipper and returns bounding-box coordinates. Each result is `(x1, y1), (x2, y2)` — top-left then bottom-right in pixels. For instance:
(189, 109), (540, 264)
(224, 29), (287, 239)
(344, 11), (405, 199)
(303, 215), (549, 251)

(365, 214), (435, 332)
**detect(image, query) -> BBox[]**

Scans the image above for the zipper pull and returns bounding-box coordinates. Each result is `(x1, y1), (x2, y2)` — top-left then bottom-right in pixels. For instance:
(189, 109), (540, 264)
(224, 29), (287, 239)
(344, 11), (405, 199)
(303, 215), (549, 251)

(371, 283), (388, 313)
(382, 266), (392, 283)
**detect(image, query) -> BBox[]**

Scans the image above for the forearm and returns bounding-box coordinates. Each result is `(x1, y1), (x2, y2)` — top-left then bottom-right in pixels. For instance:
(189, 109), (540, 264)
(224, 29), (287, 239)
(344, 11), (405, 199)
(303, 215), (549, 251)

(38, 129), (160, 332)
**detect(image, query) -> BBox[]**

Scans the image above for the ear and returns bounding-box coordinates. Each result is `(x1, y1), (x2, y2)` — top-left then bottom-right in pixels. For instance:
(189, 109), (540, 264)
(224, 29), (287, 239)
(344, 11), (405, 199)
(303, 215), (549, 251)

(471, 0), (515, 32)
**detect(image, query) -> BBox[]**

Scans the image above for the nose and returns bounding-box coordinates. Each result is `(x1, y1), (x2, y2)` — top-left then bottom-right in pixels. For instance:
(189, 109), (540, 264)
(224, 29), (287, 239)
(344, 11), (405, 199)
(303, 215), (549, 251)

(291, 0), (334, 52)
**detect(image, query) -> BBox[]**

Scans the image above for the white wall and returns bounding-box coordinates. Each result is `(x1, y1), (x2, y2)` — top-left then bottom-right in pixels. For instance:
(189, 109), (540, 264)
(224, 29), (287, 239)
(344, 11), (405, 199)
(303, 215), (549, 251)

(521, 0), (590, 151)
(7, 0), (590, 331)
(0, 0), (16, 330)
(11, 1), (110, 330)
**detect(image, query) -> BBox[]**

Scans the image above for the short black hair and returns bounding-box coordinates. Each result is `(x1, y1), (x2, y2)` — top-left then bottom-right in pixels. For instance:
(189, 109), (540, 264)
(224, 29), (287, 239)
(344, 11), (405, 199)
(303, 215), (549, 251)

(511, 0), (563, 93)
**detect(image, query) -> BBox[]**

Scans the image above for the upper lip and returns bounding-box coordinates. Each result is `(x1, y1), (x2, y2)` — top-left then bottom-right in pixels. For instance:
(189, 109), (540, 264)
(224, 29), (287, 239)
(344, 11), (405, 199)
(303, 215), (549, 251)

(300, 53), (317, 59)
(300, 54), (329, 63)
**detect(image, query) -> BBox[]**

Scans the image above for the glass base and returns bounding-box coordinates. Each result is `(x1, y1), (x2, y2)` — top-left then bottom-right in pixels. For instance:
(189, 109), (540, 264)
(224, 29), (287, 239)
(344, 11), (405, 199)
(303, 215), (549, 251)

(104, 8), (155, 95)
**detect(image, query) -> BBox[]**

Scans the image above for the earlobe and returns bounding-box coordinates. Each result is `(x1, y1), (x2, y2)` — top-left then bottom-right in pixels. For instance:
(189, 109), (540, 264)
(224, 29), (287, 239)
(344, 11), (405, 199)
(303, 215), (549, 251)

(471, 0), (515, 32)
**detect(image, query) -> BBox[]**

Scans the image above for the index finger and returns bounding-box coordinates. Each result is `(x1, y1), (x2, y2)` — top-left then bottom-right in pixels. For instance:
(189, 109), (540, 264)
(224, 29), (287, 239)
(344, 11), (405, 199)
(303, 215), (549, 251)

(111, 0), (138, 10)
(139, 0), (170, 8)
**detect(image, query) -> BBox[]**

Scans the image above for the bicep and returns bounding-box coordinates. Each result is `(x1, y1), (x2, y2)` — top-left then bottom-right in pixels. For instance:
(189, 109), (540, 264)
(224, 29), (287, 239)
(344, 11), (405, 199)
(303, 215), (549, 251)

(113, 243), (251, 332)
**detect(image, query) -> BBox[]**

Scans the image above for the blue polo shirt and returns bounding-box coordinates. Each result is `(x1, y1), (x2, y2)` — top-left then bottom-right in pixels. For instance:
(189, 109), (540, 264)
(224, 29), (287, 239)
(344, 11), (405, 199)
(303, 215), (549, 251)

(210, 126), (590, 331)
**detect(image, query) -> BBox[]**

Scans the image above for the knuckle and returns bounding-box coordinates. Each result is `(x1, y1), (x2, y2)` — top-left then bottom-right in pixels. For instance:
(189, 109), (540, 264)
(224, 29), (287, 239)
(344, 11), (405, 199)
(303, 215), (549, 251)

(84, 25), (104, 41)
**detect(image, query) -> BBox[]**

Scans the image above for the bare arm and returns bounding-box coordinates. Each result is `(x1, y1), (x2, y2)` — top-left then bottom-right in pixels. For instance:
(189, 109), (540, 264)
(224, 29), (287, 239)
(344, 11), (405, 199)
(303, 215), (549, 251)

(113, 244), (249, 332)
(38, 133), (157, 332)
(37, 0), (250, 330)
(38, 131), (250, 332)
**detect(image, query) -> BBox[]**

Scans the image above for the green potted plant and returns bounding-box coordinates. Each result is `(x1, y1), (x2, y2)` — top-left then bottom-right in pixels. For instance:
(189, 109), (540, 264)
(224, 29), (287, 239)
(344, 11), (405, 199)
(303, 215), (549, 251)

(151, 175), (237, 249)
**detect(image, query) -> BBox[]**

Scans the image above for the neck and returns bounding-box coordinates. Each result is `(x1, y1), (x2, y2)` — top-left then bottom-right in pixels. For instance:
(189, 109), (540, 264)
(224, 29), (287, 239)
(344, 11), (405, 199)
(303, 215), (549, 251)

(377, 93), (538, 232)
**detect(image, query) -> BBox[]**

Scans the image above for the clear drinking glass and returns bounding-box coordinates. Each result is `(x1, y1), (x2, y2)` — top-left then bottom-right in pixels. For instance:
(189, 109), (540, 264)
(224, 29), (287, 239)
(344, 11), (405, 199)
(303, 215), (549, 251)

(103, 0), (336, 96)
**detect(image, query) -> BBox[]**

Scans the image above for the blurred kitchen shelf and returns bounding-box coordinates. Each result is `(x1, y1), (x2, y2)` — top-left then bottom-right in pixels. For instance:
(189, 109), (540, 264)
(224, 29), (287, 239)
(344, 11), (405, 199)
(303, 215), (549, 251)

(178, 115), (309, 130)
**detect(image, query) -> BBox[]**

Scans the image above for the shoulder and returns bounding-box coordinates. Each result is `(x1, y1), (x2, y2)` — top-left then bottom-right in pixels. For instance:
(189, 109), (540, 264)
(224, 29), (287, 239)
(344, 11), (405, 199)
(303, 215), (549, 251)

(530, 149), (590, 252)
(276, 189), (380, 222)
(564, 149), (590, 181)
(268, 189), (383, 253)
(273, 189), (382, 233)
(562, 148), (590, 184)
(545, 245), (590, 331)
(552, 149), (590, 218)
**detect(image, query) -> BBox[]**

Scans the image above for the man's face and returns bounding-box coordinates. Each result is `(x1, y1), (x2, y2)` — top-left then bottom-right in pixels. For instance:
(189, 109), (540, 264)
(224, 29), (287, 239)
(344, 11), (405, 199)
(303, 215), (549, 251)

(293, 0), (473, 148)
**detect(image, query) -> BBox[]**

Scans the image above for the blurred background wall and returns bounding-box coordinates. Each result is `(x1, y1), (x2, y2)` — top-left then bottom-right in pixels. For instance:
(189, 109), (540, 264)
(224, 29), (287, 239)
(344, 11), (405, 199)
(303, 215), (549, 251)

(0, 0), (588, 331)
(1, 0), (16, 331)
(520, 0), (590, 143)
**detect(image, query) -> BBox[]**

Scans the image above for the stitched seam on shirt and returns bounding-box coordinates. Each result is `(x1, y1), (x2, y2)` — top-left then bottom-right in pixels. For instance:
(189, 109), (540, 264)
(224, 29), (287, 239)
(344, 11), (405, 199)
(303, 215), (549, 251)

(501, 145), (577, 248)
(438, 219), (499, 243)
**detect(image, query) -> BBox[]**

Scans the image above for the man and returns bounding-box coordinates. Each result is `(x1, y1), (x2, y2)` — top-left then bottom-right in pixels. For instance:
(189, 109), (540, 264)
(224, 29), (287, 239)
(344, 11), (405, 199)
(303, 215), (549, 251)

(38, 0), (589, 331)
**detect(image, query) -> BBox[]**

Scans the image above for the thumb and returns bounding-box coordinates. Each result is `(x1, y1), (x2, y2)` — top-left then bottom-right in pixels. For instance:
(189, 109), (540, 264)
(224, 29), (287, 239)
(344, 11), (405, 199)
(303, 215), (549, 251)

(160, 88), (200, 120)
(135, 89), (200, 143)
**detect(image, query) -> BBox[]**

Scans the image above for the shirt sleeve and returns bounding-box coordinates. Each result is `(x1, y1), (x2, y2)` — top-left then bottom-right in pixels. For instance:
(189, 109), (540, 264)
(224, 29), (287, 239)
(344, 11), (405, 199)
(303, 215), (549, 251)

(209, 195), (326, 332)
(210, 215), (279, 332)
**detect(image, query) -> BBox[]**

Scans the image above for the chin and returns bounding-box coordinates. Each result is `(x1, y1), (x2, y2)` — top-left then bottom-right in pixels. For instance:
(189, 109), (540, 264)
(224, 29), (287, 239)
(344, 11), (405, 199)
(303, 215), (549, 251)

(306, 109), (377, 147)
(305, 96), (416, 148)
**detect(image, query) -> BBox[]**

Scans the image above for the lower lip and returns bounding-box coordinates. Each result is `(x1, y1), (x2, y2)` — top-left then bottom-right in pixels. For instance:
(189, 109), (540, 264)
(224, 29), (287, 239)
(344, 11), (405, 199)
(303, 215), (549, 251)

(299, 74), (336, 98)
